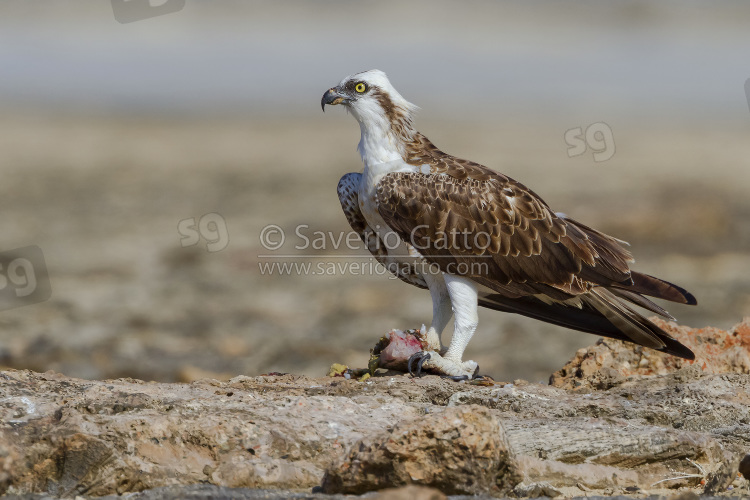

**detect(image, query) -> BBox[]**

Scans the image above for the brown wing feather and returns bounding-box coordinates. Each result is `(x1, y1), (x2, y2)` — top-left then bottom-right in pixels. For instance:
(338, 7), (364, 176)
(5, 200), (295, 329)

(337, 173), (427, 289)
(478, 290), (694, 359)
(375, 135), (696, 359)
(376, 170), (632, 297)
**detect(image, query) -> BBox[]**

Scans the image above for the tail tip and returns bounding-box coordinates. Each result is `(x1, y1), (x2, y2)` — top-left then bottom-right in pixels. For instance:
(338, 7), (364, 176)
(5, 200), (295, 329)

(683, 291), (698, 306)
(662, 343), (695, 360)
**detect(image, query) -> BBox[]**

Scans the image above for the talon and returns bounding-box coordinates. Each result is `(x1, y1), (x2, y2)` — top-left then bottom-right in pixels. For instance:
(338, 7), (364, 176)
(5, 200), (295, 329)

(408, 351), (431, 377)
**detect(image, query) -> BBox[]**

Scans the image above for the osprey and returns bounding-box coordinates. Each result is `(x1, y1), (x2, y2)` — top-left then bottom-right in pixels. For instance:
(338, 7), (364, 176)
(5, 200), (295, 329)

(322, 69), (696, 380)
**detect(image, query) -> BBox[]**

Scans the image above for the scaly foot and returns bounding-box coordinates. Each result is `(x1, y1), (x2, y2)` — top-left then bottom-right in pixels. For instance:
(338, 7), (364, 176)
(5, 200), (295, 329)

(407, 351), (479, 380)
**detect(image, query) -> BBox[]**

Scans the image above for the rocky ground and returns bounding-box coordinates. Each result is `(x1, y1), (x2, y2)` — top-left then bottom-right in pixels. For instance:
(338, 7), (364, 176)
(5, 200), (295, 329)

(0, 114), (748, 386)
(1, 319), (749, 499)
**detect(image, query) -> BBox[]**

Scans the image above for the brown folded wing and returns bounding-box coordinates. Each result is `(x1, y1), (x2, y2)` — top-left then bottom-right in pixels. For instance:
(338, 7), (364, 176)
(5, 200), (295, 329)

(373, 141), (696, 359)
(376, 169), (634, 300)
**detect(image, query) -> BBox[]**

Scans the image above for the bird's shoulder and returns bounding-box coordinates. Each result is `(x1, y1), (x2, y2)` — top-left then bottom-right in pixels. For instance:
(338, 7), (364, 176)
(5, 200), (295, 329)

(403, 132), (505, 182)
(382, 132), (551, 222)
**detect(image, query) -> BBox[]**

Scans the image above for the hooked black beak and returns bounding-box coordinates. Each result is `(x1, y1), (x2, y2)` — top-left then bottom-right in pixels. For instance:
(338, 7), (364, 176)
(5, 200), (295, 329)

(321, 87), (346, 112)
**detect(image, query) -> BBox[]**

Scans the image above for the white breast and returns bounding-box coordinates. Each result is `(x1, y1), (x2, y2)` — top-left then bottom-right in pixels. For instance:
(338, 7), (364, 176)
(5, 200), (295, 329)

(359, 159), (414, 233)
(355, 111), (424, 260)
(356, 158), (425, 265)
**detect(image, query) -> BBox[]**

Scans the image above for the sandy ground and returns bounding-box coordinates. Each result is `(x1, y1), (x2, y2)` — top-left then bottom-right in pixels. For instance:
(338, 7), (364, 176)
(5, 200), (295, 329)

(0, 112), (747, 383)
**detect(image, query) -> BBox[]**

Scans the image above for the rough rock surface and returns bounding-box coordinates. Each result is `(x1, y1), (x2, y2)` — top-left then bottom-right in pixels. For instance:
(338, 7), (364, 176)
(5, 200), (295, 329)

(1, 321), (749, 499)
(322, 406), (520, 496)
(550, 317), (750, 390)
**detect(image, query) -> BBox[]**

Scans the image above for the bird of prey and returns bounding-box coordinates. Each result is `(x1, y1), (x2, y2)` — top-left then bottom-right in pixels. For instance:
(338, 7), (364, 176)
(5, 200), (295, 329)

(321, 69), (696, 380)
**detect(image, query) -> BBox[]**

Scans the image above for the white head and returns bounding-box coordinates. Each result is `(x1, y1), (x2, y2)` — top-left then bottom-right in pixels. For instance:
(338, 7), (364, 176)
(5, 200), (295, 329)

(322, 70), (418, 161)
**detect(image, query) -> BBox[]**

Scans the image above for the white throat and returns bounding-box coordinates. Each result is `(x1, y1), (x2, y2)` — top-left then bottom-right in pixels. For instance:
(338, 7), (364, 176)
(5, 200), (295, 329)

(356, 115), (404, 167)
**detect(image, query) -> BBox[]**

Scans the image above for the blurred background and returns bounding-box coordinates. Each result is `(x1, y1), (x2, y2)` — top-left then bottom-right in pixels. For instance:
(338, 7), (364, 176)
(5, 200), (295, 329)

(0, 0), (748, 383)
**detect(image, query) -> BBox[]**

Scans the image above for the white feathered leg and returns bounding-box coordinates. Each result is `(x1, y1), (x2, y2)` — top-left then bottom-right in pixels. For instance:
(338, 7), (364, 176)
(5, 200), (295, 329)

(443, 274), (479, 368)
(410, 273), (480, 379)
(422, 272), (452, 353)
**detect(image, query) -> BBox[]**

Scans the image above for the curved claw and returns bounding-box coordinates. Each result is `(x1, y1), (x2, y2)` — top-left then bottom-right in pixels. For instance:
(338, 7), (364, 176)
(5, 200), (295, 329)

(408, 351), (431, 377)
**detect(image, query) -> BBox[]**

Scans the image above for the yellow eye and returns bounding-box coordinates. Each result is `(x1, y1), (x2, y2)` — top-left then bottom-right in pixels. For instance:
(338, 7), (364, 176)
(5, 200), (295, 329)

(355, 82), (367, 93)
